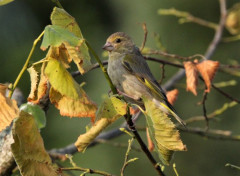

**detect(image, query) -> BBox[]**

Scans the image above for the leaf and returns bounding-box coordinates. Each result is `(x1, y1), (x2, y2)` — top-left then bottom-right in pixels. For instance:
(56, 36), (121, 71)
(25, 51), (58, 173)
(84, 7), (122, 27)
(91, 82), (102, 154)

(50, 7), (92, 74)
(95, 96), (127, 121)
(27, 62), (48, 104)
(0, 0), (14, 6)
(49, 87), (97, 120)
(196, 60), (220, 92)
(41, 25), (82, 51)
(20, 103), (46, 129)
(44, 58), (80, 99)
(184, 61), (199, 96)
(75, 96), (127, 152)
(11, 111), (58, 176)
(51, 7), (83, 38)
(166, 89), (179, 105)
(146, 127), (155, 152)
(0, 84), (19, 132)
(75, 118), (112, 152)
(143, 98), (186, 165)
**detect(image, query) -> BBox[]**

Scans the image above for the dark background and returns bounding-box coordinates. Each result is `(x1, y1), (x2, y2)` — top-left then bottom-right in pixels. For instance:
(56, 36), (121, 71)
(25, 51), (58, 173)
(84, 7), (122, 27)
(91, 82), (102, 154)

(1, 0), (240, 175)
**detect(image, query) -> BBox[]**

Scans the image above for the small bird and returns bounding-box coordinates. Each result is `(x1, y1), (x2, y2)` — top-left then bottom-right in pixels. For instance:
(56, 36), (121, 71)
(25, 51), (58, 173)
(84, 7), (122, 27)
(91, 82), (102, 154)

(103, 32), (185, 126)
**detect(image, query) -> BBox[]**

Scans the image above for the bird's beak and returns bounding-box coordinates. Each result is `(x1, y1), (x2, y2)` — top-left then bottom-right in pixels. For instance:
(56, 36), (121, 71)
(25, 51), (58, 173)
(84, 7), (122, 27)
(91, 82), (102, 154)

(102, 42), (114, 51)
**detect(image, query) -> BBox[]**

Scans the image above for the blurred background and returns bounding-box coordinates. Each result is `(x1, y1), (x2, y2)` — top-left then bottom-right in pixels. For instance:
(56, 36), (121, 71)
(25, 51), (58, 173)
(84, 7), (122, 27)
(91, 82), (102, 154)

(1, 0), (240, 175)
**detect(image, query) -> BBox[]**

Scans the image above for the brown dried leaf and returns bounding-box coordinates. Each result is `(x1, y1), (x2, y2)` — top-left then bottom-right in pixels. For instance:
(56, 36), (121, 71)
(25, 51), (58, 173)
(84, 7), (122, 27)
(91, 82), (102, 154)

(146, 127), (154, 152)
(184, 61), (199, 96)
(49, 87), (97, 121)
(0, 84), (19, 132)
(196, 60), (220, 92)
(166, 89), (179, 105)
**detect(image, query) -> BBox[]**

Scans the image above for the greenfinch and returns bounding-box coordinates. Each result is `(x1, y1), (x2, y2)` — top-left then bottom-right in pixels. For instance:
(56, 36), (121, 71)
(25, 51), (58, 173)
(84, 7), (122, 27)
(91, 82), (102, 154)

(103, 32), (185, 126)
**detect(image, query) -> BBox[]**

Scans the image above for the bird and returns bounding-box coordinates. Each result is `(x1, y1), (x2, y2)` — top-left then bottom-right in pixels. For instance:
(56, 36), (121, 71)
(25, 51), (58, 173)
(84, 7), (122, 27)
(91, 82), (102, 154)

(102, 32), (186, 127)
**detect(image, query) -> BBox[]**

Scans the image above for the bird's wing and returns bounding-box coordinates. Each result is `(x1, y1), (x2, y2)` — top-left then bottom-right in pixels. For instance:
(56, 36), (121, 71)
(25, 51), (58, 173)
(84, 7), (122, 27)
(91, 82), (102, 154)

(122, 53), (186, 126)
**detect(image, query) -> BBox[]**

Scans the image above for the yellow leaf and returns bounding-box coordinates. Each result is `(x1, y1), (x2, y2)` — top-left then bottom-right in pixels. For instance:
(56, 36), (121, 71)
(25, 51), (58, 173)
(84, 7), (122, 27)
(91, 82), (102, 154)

(184, 61), (199, 96)
(75, 96), (127, 152)
(44, 58), (81, 99)
(196, 60), (220, 93)
(49, 87), (97, 121)
(75, 118), (111, 152)
(143, 98), (186, 165)
(11, 111), (58, 176)
(0, 84), (19, 132)
(27, 62), (48, 104)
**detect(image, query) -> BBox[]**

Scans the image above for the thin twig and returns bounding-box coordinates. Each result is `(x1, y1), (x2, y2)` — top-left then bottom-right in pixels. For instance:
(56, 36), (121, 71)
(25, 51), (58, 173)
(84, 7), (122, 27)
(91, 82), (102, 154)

(225, 163), (240, 170)
(140, 23), (148, 51)
(60, 167), (114, 176)
(159, 64), (165, 84)
(201, 91), (209, 130)
(8, 30), (45, 98)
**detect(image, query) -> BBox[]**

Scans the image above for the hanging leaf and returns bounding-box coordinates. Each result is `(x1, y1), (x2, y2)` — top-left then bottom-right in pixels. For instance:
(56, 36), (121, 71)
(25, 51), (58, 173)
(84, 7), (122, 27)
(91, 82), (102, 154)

(143, 97), (186, 165)
(44, 58), (81, 99)
(146, 127), (155, 152)
(49, 88), (97, 120)
(27, 62), (48, 104)
(20, 103), (46, 129)
(11, 111), (58, 176)
(184, 61), (199, 96)
(75, 96), (127, 152)
(196, 60), (220, 92)
(49, 7), (92, 74)
(166, 89), (179, 105)
(41, 25), (82, 51)
(0, 84), (19, 132)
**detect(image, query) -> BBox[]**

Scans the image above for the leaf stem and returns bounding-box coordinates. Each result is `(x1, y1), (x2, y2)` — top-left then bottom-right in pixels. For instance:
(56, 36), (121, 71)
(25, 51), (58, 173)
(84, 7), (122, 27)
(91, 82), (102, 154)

(8, 30), (45, 98)
(86, 41), (117, 94)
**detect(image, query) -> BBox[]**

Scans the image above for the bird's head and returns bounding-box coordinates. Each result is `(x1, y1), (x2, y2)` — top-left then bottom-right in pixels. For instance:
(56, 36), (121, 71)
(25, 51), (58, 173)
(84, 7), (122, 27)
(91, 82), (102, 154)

(102, 32), (135, 54)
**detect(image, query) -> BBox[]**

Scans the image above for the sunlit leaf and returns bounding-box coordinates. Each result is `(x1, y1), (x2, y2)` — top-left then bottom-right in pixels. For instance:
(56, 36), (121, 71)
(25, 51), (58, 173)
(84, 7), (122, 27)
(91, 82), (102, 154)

(20, 103), (46, 129)
(75, 118), (111, 152)
(44, 58), (80, 99)
(51, 7), (83, 38)
(0, 84), (19, 132)
(50, 7), (92, 74)
(196, 60), (220, 93)
(166, 89), (179, 105)
(143, 98), (186, 165)
(11, 111), (58, 176)
(0, 0), (14, 6)
(184, 61), (199, 96)
(41, 25), (82, 51)
(95, 96), (127, 121)
(75, 96), (127, 152)
(49, 87), (97, 120)
(27, 62), (48, 104)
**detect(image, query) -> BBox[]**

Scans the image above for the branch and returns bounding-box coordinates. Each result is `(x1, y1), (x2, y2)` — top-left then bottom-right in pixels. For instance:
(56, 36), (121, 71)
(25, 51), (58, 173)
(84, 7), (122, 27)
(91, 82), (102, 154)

(140, 23), (148, 51)
(60, 167), (114, 176)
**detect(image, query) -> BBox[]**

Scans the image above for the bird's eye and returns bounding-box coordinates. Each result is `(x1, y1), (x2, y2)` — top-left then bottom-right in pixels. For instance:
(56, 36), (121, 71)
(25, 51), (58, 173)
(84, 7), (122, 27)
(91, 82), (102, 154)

(116, 38), (121, 43)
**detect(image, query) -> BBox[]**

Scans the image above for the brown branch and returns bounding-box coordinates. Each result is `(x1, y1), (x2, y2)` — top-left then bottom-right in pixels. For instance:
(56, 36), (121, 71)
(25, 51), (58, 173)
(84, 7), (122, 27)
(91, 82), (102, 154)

(201, 91), (209, 129)
(59, 167), (114, 176)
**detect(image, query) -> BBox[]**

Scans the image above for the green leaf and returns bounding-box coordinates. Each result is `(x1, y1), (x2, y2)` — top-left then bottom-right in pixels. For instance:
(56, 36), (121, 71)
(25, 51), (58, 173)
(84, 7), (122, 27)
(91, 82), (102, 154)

(51, 7), (83, 38)
(143, 98), (186, 165)
(41, 25), (82, 51)
(20, 103), (46, 129)
(44, 58), (81, 99)
(96, 96), (127, 121)
(0, 0), (14, 6)
(49, 7), (92, 74)
(11, 111), (58, 176)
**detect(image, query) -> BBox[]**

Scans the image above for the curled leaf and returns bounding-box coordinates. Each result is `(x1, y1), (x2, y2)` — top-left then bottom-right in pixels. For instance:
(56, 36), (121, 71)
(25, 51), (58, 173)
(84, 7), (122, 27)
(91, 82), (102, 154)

(166, 89), (179, 105)
(0, 84), (19, 132)
(184, 61), (199, 96)
(196, 60), (220, 92)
